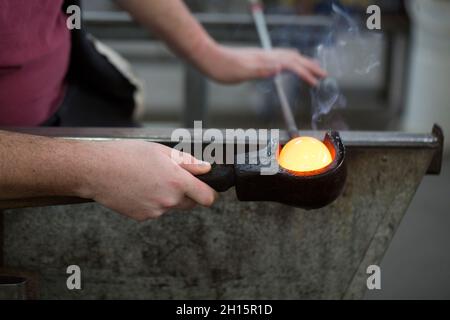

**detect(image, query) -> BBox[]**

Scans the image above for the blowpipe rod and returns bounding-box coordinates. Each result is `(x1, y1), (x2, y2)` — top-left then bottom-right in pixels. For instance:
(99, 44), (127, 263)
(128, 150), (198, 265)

(249, 0), (299, 138)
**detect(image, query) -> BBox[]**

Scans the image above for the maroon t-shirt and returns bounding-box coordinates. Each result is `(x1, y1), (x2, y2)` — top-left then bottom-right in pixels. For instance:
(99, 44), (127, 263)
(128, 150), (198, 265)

(0, 0), (71, 126)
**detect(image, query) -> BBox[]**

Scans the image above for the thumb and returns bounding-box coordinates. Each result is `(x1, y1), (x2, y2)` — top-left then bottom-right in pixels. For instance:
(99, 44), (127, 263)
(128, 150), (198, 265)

(181, 160), (212, 176)
(170, 149), (212, 175)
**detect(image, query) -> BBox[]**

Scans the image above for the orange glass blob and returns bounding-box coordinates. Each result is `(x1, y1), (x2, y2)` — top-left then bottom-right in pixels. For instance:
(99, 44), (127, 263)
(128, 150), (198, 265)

(278, 136), (333, 173)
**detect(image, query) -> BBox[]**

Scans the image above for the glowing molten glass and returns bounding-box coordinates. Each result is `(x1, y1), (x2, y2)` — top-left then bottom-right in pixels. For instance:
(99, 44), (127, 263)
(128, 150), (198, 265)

(278, 136), (333, 173)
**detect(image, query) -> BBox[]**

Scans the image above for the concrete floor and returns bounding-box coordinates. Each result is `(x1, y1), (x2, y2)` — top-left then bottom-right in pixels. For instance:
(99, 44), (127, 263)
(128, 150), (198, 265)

(365, 157), (450, 299)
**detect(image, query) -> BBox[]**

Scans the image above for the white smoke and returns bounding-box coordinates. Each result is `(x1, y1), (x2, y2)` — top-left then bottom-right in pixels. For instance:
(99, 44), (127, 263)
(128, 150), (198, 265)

(311, 3), (382, 130)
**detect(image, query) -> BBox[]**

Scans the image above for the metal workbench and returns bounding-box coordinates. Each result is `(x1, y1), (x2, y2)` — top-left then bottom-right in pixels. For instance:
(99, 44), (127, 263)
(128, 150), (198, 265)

(0, 126), (443, 299)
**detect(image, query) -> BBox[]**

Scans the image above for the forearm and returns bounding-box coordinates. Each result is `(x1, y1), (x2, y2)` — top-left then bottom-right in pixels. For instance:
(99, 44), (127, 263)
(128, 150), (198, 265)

(116, 0), (326, 85)
(0, 129), (216, 220)
(117, 0), (219, 74)
(0, 130), (91, 200)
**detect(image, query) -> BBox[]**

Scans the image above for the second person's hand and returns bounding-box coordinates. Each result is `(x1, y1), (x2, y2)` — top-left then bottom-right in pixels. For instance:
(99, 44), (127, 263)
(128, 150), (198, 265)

(201, 46), (327, 86)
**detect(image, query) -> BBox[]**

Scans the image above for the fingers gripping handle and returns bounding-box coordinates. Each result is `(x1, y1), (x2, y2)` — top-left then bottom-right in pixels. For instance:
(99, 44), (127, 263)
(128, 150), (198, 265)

(196, 164), (236, 192)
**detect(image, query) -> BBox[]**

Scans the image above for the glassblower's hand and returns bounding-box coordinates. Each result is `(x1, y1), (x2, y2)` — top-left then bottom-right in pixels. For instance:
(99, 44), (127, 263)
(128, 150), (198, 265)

(79, 141), (217, 221)
(203, 46), (327, 86)
(117, 0), (326, 86)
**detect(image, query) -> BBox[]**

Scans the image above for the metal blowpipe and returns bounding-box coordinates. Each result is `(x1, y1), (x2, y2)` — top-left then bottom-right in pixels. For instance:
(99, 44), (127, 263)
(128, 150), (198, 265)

(249, 0), (299, 139)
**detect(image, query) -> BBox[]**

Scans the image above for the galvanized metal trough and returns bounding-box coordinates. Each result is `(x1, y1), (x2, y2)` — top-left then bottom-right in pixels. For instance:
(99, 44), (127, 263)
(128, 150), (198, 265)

(0, 126), (443, 299)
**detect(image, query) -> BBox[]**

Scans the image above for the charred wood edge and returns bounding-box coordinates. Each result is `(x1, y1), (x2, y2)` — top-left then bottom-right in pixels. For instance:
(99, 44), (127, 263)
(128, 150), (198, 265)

(0, 197), (92, 210)
(0, 212), (40, 299)
(0, 125), (443, 209)
(0, 268), (40, 300)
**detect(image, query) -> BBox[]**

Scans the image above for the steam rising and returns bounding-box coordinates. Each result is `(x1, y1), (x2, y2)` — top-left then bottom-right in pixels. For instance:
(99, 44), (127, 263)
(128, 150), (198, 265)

(311, 3), (381, 130)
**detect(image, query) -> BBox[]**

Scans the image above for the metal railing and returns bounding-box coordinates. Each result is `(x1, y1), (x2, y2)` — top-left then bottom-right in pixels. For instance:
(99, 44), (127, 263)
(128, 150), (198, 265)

(82, 11), (410, 128)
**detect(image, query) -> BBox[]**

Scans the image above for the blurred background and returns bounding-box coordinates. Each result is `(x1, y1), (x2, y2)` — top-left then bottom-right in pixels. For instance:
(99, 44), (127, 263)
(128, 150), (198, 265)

(81, 0), (450, 299)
